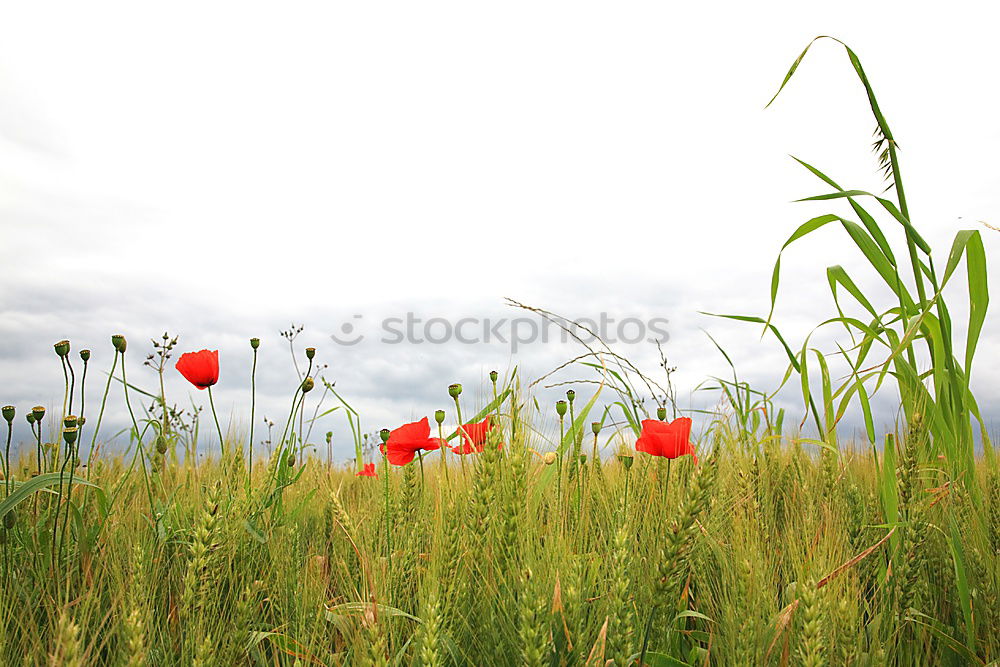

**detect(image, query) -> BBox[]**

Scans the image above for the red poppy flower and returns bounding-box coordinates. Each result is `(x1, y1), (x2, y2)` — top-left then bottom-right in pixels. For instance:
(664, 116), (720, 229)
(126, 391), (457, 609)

(356, 462), (377, 478)
(451, 416), (496, 454)
(175, 349), (220, 390)
(385, 417), (441, 466)
(635, 417), (697, 463)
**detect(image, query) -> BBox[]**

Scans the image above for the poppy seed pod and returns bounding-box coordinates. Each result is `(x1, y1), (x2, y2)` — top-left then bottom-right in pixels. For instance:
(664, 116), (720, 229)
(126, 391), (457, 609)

(250, 337), (260, 350)
(54, 340), (70, 357)
(617, 454), (634, 470)
(489, 370), (498, 383)
(112, 334), (127, 352)
(543, 452), (557, 465)
(301, 377), (315, 393)
(80, 349), (91, 362)
(555, 400), (567, 417)
(448, 383), (462, 399)
(25, 414), (35, 425)
(2, 406), (14, 423)
(379, 428), (391, 444)
(31, 406), (45, 422)
(326, 431), (333, 444)
(656, 407), (667, 421)
(63, 415), (78, 429)
(3, 510), (14, 529)
(63, 427), (78, 445)
(579, 455), (587, 465)
(305, 347), (315, 360)
(78, 416), (86, 427)
(566, 389), (576, 404)
(434, 409), (446, 425)
(591, 421), (601, 435)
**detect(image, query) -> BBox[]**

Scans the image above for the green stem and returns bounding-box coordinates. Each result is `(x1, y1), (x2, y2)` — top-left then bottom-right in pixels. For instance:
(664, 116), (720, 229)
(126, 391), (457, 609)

(87, 353), (118, 479)
(207, 386), (226, 458)
(248, 347), (257, 494)
(120, 352), (157, 530)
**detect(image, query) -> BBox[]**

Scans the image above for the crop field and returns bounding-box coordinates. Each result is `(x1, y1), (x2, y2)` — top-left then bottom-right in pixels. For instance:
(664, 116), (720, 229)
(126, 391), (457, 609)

(0, 38), (998, 666)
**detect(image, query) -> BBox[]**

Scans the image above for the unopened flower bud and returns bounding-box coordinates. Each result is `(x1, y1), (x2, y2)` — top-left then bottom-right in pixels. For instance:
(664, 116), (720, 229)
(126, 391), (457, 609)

(112, 335), (127, 352)
(54, 340), (70, 357)
(286, 453), (295, 467)
(31, 406), (45, 422)
(448, 383), (463, 399)
(155, 435), (168, 454)
(555, 400), (567, 417)
(2, 406), (14, 424)
(325, 431), (333, 444)
(3, 511), (14, 529)
(80, 349), (91, 362)
(591, 421), (601, 435)
(434, 409), (446, 425)
(656, 407), (667, 421)
(250, 337), (260, 350)
(78, 416), (86, 427)
(301, 377), (315, 393)
(566, 389), (576, 404)
(543, 452), (557, 465)
(579, 455), (587, 465)
(305, 347), (316, 360)
(379, 428), (391, 444)
(489, 370), (498, 384)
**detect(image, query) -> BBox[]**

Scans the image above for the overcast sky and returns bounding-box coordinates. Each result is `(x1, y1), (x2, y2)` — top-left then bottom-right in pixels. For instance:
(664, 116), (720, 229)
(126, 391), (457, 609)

(1, 2), (998, 459)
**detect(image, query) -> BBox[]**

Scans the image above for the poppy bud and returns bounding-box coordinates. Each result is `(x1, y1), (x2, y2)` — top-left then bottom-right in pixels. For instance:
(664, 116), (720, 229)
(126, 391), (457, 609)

(63, 415), (78, 429)
(656, 407), (667, 421)
(80, 349), (91, 362)
(31, 406), (45, 422)
(54, 340), (70, 357)
(301, 377), (315, 393)
(325, 431), (333, 444)
(250, 337), (260, 350)
(579, 455), (587, 465)
(591, 421), (601, 435)
(155, 435), (168, 454)
(448, 383), (463, 399)
(434, 409), (446, 425)
(2, 406), (14, 424)
(63, 427), (78, 445)
(112, 335), (127, 352)
(617, 454), (634, 470)
(305, 347), (316, 360)
(543, 452), (557, 465)
(286, 453), (295, 467)
(379, 428), (391, 444)
(566, 389), (576, 404)
(78, 416), (86, 427)
(3, 510), (14, 529)
(555, 400), (567, 417)
(489, 370), (498, 384)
